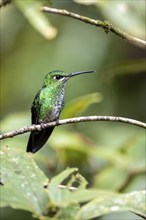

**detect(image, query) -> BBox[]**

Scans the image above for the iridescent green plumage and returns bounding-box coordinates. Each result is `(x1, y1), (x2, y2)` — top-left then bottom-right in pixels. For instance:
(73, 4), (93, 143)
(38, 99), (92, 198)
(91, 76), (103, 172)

(27, 70), (94, 153)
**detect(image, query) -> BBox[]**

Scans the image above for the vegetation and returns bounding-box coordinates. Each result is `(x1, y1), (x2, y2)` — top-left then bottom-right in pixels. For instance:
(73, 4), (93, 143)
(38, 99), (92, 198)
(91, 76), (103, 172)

(0, 0), (145, 219)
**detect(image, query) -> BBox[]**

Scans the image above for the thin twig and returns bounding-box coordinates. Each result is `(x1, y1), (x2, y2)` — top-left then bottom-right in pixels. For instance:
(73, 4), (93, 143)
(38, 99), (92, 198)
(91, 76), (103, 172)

(42, 6), (146, 48)
(58, 184), (77, 191)
(0, 116), (146, 140)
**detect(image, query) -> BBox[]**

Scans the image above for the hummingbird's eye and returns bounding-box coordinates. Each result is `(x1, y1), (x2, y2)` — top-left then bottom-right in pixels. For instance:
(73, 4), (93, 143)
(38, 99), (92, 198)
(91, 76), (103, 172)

(53, 75), (63, 80)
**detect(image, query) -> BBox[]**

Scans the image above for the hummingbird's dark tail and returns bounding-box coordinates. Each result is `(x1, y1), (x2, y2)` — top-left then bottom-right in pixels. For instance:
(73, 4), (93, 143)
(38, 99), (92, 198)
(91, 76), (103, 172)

(26, 127), (54, 153)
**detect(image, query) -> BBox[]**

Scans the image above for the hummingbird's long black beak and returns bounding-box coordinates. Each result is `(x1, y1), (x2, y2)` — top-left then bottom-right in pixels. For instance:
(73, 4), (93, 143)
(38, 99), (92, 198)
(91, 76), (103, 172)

(69, 70), (95, 78)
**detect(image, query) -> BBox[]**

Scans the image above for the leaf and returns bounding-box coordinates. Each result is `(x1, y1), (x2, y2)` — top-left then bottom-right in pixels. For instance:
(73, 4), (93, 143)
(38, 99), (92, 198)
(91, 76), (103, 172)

(14, 0), (57, 39)
(55, 204), (80, 220)
(0, 146), (49, 218)
(75, 190), (146, 219)
(61, 93), (102, 118)
(102, 59), (146, 80)
(49, 168), (80, 205)
(50, 130), (92, 169)
(50, 168), (78, 188)
(1, 147), (145, 219)
(0, 112), (30, 149)
(63, 189), (112, 204)
(94, 166), (129, 190)
(93, 133), (146, 191)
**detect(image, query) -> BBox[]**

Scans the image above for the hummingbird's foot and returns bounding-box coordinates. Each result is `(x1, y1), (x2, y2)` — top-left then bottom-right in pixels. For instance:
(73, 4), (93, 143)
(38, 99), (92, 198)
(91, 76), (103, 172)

(40, 123), (46, 130)
(55, 119), (60, 126)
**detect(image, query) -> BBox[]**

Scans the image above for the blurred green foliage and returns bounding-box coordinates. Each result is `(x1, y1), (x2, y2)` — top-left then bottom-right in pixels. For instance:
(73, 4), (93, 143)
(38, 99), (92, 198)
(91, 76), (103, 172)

(1, 147), (145, 219)
(0, 0), (145, 219)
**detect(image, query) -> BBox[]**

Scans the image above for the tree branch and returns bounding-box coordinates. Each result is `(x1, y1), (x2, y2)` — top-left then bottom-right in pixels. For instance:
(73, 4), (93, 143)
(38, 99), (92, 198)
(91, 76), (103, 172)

(0, 0), (12, 7)
(42, 6), (146, 48)
(0, 116), (145, 140)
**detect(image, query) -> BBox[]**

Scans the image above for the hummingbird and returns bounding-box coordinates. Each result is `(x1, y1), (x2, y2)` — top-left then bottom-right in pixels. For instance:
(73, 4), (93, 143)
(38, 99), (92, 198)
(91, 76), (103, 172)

(27, 70), (95, 153)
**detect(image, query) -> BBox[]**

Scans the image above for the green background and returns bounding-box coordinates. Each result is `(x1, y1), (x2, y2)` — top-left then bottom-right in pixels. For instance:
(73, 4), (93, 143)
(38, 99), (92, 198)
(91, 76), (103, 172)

(0, 0), (145, 219)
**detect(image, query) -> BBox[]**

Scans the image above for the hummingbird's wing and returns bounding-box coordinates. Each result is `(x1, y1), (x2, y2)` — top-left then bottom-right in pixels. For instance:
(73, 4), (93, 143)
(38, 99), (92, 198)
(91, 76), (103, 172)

(31, 91), (40, 125)
(26, 90), (55, 153)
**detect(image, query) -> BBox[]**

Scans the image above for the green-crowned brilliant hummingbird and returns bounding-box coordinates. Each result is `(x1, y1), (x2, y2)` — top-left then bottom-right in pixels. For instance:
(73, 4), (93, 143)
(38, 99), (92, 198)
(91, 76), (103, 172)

(27, 70), (95, 153)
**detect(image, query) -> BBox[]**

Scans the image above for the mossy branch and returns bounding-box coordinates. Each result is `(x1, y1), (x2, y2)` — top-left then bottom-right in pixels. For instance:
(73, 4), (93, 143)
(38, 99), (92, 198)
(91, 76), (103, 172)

(42, 6), (146, 48)
(0, 115), (146, 140)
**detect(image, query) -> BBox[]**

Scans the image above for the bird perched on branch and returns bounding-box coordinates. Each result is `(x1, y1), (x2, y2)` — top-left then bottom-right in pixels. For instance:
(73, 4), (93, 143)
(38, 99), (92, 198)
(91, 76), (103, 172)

(27, 70), (95, 153)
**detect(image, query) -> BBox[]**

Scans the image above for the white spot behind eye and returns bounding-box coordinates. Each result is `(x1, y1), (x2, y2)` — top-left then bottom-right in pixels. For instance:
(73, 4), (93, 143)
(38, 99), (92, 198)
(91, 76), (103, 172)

(53, 75), (62, 80)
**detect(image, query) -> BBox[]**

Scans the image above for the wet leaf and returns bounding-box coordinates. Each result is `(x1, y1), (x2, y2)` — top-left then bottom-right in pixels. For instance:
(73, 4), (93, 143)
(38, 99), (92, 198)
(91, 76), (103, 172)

(0, 146), (49, 217)
(75, 190), (146, 219)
